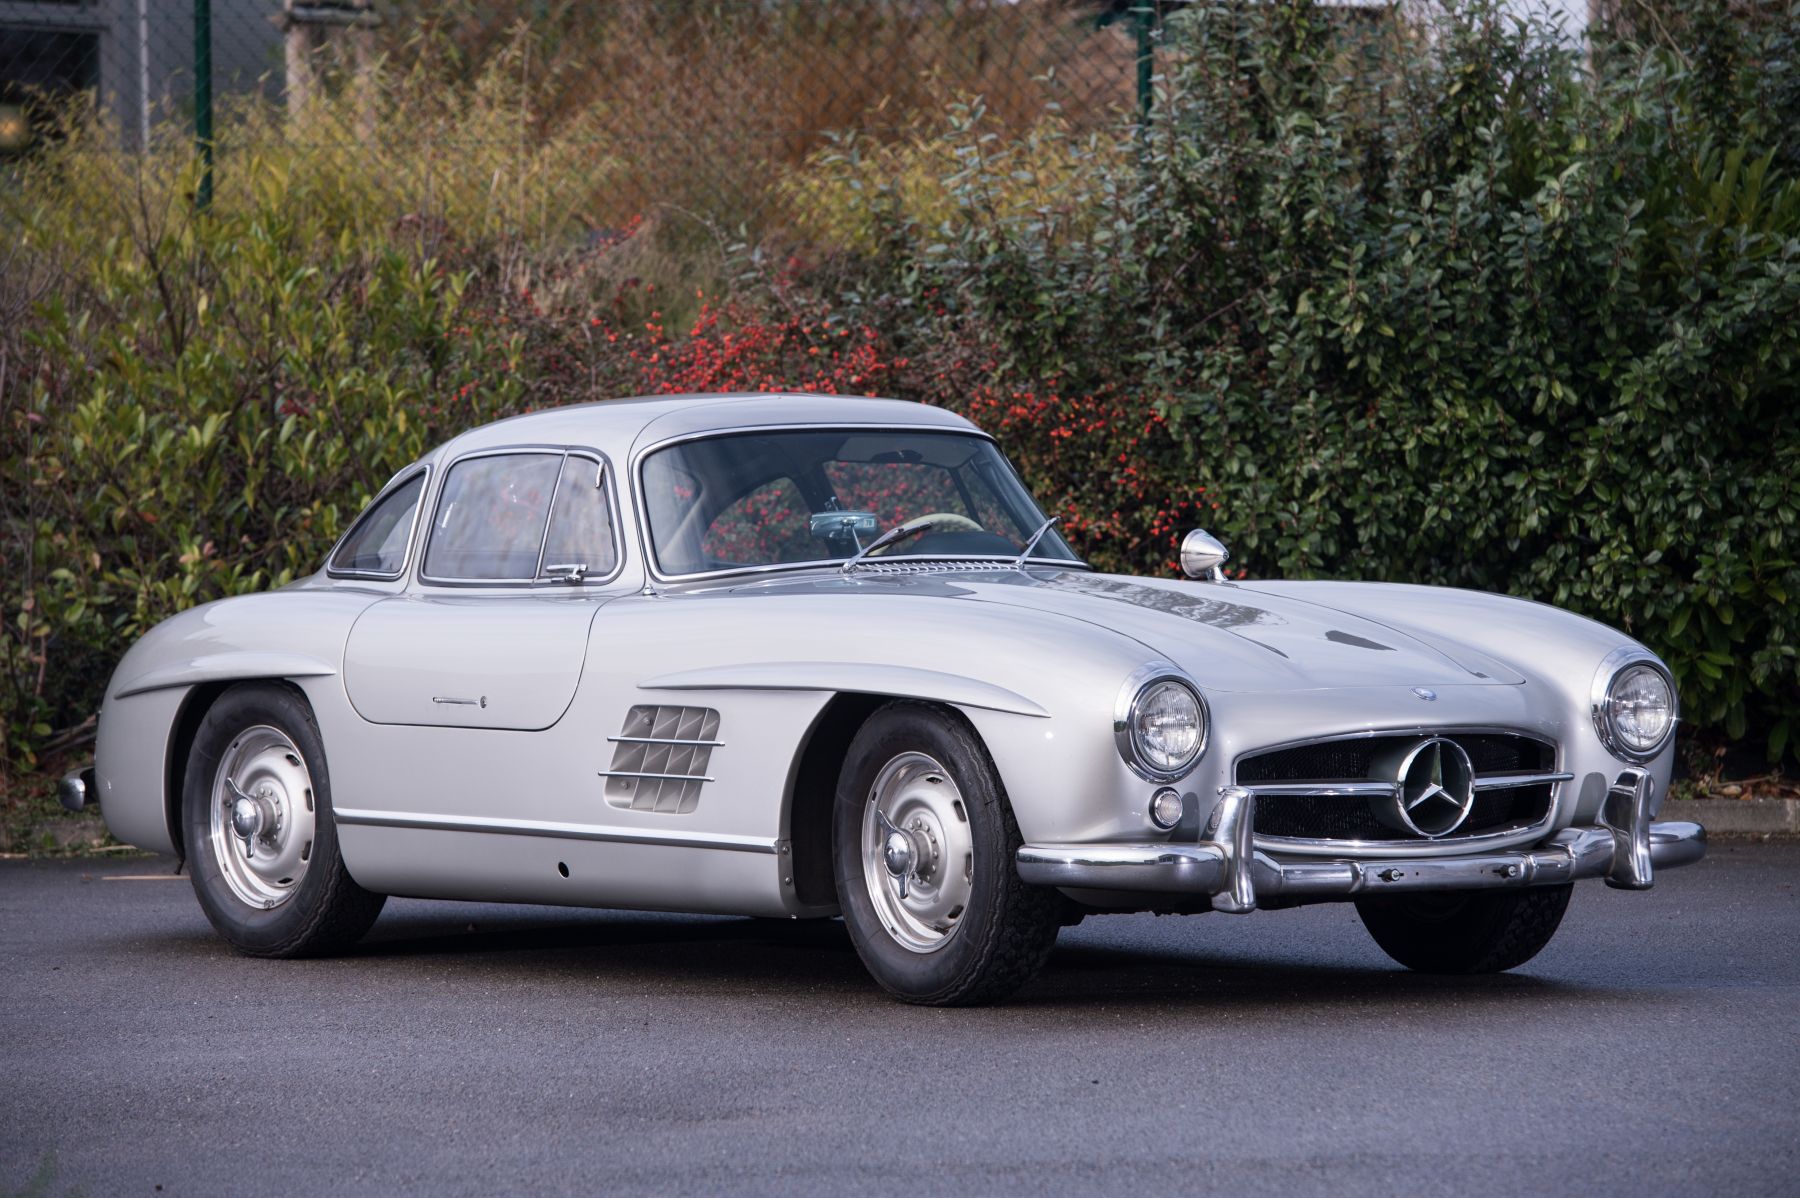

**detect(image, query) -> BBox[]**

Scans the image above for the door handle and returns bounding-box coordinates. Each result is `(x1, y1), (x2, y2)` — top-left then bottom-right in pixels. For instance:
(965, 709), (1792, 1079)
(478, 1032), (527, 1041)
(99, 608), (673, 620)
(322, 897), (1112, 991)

(432, 695), (487, 708)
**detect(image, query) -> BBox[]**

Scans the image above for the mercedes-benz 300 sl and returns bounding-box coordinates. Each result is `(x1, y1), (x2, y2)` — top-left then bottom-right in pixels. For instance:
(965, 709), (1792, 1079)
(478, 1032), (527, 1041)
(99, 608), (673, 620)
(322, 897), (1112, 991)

(73, 393), (1703, 1004)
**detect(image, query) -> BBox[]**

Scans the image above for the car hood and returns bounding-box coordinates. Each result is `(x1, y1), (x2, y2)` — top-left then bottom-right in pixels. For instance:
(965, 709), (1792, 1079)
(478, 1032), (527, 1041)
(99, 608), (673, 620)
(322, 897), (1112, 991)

(945, 571), (1525, 693)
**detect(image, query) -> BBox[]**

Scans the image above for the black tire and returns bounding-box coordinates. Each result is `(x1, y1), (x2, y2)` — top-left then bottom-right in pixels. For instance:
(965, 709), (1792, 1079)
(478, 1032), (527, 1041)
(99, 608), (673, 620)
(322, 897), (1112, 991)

(832, 702), (1061, 1006)
(1355, 884), (1573, 974)
(182, 683), (384, 957)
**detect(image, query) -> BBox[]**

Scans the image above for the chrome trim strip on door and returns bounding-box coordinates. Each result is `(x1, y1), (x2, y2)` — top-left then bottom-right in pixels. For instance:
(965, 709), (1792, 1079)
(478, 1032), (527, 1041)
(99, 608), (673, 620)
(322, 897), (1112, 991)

(332, 807), (778, 853)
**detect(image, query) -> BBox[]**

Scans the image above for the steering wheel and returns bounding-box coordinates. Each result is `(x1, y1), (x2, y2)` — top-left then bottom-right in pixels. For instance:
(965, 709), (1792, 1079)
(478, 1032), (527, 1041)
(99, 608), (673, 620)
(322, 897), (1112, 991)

(909, 512), (983, 534)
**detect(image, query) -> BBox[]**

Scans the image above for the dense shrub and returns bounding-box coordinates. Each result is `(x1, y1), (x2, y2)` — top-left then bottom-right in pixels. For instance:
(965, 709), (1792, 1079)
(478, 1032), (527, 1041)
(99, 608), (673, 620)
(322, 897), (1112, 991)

(0, 150), (543, 763)
(3, 0), (1796, 773)
(826, 0), (1800, 761)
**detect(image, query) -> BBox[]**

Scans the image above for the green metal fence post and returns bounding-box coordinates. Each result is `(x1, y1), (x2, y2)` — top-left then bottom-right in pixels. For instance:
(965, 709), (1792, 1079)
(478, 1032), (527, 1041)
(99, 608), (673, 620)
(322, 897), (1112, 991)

(194, 0), (213, 211)
(1133, 1), (1155, 134)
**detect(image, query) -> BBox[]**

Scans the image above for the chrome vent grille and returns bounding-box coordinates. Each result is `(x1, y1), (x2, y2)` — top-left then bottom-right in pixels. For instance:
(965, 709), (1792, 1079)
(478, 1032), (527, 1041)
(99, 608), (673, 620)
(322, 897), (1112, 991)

(601, 705), (721, 813)
(1235, 732), (1560, 845)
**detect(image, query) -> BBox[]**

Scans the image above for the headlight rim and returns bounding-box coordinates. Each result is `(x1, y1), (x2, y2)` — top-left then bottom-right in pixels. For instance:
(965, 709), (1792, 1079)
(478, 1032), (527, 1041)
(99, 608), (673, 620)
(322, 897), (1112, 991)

(1114, 664), (1209, 783)
(1590, 647), (1679, 763)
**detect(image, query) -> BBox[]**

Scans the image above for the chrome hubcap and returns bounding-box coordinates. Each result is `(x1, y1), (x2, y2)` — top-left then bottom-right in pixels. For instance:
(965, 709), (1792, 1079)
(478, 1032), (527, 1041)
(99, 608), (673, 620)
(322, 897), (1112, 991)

(861, 752), (974, 954)
(208, 726), (316, 909)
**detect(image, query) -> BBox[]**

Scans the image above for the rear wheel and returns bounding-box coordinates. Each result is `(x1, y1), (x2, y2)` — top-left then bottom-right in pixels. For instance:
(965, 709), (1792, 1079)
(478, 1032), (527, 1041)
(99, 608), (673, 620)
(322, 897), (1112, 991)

(1355, 885), (1572, 974)
(182, 683), (384, 957)
(832, 703), (1061, 1005)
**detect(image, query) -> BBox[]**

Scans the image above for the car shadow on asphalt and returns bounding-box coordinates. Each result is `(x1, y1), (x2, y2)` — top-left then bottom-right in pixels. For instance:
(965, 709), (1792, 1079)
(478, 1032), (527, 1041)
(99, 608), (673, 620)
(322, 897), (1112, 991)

(327, 907), (1611, 1011)
(1024, 939), (1587, 1010)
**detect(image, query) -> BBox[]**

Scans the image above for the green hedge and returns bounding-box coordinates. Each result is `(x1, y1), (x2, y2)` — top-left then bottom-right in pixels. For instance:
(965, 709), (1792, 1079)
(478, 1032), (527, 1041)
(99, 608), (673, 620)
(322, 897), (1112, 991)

(828, 1), (1800, 762)
(2, 1), (1795, 770)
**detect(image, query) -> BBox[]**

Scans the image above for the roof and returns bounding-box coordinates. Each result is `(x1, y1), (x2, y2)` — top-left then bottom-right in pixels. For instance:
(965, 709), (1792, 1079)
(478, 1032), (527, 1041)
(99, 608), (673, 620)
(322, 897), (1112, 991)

(435, 393), (981, 463)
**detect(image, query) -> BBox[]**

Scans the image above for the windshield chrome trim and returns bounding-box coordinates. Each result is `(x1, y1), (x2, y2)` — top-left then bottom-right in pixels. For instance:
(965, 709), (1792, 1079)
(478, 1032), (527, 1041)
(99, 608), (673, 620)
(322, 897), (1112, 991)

(629, 422), (1089, 585)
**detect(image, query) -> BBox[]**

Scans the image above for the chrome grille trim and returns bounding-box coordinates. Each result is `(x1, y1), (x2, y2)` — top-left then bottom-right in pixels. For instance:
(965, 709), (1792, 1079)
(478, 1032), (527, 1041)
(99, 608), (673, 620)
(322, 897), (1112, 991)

(1233, 728), (1562, 856)
(1473, 771), (1575, 792)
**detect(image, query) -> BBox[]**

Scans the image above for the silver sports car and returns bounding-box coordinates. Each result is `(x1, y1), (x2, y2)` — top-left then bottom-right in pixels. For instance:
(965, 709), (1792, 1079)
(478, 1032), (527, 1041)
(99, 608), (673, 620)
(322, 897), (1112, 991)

(72, 393), (1704, 1004)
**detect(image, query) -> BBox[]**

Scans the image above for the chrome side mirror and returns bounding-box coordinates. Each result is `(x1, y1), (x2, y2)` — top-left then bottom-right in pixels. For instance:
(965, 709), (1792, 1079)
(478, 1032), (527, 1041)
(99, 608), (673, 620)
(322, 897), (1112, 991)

(1180, 529), (1230, 581)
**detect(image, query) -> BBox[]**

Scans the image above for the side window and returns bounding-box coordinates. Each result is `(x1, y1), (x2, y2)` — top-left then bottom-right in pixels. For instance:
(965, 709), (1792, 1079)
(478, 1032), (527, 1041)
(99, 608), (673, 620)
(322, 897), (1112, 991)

(702, 477), (816, 566)
(539, 456), (619, 579)
(329, 471), (427, 578)
(423, 453), (561, 581)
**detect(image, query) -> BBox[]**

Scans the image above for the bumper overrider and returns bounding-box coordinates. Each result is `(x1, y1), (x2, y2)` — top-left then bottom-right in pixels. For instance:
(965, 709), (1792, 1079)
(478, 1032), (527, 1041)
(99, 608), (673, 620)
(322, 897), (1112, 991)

(1016, 768), (1706, 912)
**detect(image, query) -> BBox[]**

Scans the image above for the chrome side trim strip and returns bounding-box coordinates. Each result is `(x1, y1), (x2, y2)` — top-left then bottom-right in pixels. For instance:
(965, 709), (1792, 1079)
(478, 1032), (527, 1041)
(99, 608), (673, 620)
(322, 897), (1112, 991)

(332, 807), (777, 854)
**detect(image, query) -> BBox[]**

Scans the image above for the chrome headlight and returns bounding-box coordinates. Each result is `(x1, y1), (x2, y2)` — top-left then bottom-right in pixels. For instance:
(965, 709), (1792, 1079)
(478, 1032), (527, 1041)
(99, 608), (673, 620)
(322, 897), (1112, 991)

(1591, 649), (1677, 762)
(1115, 669), (1208, 781)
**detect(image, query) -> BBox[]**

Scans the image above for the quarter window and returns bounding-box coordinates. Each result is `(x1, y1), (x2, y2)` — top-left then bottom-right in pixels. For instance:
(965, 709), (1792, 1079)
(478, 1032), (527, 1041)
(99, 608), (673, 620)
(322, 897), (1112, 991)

(328, 471), (426, 578)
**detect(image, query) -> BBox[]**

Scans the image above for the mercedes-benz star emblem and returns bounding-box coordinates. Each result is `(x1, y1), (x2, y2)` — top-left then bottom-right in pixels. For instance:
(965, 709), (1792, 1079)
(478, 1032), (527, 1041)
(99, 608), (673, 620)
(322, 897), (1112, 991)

(1412, 687), (1437, 701)
(1382, 737), (1475, 838)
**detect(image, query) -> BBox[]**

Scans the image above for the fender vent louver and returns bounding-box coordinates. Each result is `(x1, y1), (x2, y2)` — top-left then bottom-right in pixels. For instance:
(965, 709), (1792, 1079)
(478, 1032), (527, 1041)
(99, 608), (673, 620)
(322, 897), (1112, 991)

(601, 705), (721, 813)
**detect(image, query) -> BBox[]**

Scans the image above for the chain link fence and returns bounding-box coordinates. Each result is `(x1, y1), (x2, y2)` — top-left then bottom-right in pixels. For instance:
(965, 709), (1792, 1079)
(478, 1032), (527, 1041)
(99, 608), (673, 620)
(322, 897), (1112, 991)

(0, 1), (1174, 243)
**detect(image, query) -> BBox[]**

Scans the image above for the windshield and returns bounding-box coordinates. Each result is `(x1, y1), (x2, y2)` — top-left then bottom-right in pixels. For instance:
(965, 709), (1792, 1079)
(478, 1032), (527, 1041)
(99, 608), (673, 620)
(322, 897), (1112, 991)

(640, 429), (1082, 577)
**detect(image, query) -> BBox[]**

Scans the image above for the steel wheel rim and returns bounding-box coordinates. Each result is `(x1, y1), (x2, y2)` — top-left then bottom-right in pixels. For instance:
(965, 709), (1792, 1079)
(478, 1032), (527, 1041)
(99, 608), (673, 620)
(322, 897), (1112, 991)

(208, 725), (317, 909)
(861, 751), (975, 954)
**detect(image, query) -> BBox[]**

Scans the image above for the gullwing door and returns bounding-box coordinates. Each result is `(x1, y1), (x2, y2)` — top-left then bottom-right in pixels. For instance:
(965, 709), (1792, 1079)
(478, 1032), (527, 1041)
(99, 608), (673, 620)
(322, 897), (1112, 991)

(343, 448), (622, 731)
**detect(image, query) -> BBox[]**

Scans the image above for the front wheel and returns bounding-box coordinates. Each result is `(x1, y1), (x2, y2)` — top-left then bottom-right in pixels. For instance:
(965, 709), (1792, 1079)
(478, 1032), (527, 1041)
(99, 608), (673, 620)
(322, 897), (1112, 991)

(832, 703), (1061, 1006)
(1354, 884), (1573, 974)
(182, 683), (385, 957)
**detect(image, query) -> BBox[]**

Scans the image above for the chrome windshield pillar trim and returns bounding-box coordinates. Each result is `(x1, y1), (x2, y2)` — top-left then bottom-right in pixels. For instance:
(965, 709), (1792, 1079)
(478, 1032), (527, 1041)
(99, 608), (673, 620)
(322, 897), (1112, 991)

(1014, 818), (1706, 903)
(1208, 786), (1256, 913)
(1600, 767), (1656, 890)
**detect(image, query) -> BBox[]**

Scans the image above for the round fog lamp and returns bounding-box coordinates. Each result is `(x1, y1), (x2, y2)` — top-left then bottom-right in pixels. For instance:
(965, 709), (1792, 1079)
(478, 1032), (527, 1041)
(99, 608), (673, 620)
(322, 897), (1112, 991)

(1149, 787), (1184, 830)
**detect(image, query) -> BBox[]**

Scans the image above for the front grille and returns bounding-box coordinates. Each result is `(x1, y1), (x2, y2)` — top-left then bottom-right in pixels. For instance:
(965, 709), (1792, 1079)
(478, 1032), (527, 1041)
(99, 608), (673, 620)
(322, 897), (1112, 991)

(1236, 732), (1556, 844)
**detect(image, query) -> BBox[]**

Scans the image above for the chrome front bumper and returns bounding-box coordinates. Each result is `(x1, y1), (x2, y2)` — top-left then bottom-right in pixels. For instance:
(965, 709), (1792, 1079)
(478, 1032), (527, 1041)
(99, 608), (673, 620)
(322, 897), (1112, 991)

(1016, 768), (1706, 913)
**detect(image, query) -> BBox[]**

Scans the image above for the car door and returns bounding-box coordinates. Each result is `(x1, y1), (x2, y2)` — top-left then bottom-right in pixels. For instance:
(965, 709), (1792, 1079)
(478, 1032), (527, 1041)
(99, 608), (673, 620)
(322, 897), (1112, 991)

(343, 447), (627, 731)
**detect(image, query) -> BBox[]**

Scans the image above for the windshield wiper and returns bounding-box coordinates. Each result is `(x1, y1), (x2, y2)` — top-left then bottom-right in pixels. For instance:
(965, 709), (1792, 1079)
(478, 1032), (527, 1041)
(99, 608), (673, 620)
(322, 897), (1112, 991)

(1012, 516), (1060, 569)
(841, 518), (935, 574)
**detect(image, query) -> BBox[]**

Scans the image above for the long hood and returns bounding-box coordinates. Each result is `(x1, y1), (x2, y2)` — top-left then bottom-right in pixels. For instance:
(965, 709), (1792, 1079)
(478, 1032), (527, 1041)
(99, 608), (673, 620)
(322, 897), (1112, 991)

(944, 571), (1525, 694)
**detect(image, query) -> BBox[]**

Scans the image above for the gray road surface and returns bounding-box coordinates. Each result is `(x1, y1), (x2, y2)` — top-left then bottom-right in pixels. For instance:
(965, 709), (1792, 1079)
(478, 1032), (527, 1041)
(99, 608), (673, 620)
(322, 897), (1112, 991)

(3, 842), (1796, 1197)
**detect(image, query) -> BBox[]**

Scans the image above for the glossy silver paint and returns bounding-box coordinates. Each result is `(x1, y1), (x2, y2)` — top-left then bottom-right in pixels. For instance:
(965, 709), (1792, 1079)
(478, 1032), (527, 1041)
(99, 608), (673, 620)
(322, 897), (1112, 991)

(92, 393), (1703, 923)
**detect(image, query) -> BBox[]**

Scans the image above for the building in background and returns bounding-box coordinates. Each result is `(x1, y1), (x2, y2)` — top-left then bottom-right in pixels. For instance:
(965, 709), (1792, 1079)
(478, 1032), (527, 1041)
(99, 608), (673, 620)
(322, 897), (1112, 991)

(0, 0), (278, 152)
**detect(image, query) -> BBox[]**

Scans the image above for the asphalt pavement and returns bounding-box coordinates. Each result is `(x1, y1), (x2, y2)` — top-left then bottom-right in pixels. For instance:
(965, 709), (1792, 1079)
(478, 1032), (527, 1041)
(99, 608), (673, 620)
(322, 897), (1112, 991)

(3, 842), (1796, 1197)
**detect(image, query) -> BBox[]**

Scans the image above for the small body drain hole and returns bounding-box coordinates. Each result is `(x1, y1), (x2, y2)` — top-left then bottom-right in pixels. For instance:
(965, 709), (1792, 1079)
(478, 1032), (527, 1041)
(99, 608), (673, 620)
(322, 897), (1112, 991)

(557, 861), (570, 878)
